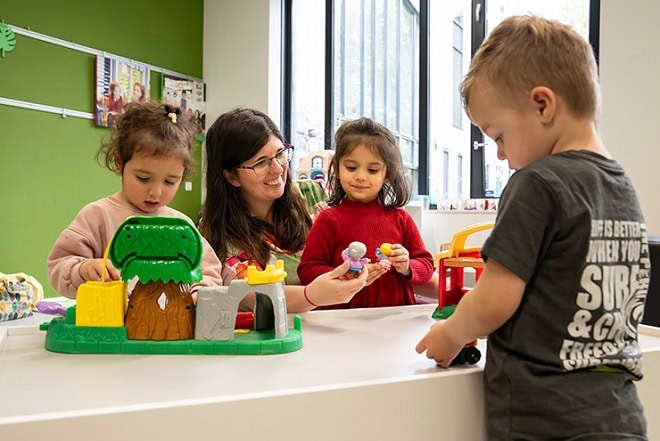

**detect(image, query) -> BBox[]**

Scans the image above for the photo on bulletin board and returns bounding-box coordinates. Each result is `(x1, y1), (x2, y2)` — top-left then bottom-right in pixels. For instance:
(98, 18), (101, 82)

(162, 74), (206, 129)
(94, 55), (150, 127)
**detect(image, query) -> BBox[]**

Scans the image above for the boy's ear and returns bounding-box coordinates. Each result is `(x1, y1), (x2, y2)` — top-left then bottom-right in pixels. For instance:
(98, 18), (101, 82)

(223, 169), (241, 187)
(530, 86), (556, 123)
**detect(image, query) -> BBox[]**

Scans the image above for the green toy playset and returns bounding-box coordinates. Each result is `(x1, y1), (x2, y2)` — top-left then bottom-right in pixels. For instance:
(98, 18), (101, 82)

(41, 216), (303, 355)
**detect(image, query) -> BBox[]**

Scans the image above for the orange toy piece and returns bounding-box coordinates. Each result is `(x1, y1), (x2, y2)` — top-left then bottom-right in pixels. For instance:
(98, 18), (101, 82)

(433, 221), (494, 320)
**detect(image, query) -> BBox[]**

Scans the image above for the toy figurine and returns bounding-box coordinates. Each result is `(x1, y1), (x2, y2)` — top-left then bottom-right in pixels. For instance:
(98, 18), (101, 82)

(341, 241), (370, 278)
(375, 243), (393, 270)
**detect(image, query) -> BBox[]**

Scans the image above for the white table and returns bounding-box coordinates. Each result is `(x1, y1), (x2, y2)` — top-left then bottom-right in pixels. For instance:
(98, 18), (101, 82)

(2, 303), (660, 441)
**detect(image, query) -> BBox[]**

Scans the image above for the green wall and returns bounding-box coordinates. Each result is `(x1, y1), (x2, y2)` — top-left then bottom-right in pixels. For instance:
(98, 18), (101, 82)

(0, 0), (204, 297)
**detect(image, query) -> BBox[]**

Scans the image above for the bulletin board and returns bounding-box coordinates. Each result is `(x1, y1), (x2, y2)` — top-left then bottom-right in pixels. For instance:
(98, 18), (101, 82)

(0, 0), (205, 298)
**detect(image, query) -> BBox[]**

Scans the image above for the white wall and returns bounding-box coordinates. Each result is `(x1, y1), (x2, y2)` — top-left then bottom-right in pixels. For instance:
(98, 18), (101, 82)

(406, 204), (496, 254)
(203, 0), (281, 128)
(600, 1), (660, 235)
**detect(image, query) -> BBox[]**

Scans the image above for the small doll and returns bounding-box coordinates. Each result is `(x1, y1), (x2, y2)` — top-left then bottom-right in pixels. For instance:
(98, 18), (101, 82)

(375, 243), (393, 270)
(341, 241), (370, 278)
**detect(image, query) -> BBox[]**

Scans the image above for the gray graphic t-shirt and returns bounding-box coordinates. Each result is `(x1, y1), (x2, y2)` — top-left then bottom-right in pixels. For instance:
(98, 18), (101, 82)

(481, 150), (648, 440)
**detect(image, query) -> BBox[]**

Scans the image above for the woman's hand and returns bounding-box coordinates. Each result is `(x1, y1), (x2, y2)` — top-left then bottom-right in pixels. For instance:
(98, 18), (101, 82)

(306, 260), (368, 306)
(79, 258), (121, 283)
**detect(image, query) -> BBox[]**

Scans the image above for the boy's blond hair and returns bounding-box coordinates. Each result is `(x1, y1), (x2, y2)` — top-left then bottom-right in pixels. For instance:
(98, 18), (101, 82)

(461, 15), (600, 121)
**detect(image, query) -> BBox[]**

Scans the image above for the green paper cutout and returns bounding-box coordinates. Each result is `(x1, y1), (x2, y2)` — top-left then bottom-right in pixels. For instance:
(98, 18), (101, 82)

(0, 23), (17, 58)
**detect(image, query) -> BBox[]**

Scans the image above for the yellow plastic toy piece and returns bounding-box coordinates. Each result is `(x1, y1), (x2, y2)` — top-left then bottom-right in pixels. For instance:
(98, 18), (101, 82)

(246, 260), (287, 285)
(75, 280), (127, 327)
(75, 241), (128, 327)
(434, 221), (495, 268)
(379, 243), (393, 256)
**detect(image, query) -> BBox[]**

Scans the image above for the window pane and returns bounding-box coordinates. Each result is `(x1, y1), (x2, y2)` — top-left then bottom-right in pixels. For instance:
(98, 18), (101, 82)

(344, 0), (363, 118)
(400, 4), (416, 136)
(333, 0), (419, 170)
(457, 153), (463, 198)
(451, 46), (463, 129)
(386, 0), (398, 129)
(443, 149), (450, 199)
(429, 0), (472, 206)
(374, 1), (386, 124)
(429, 0), (593, 204)
(291, 0), (326, 161)
(400, 137), (414, 167)
(364, 0), (374, 117)
(481, 0), (591, 197)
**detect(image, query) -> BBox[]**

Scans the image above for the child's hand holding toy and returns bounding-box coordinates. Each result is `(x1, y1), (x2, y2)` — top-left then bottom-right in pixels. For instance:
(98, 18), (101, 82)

(377, 243), (410, 277)
(79, 258), (121, 283)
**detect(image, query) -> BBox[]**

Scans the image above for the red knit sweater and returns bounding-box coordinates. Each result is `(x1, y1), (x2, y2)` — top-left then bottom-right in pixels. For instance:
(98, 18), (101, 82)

(298, 199), (434, 308)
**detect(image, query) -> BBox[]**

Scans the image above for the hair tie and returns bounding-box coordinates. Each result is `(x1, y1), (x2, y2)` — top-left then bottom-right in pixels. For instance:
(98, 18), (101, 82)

(163, 104), (181, 123)
(303, 285), (318, 308)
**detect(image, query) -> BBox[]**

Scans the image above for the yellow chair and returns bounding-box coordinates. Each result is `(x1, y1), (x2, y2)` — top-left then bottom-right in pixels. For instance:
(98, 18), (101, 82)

(434, 221), (494, 319)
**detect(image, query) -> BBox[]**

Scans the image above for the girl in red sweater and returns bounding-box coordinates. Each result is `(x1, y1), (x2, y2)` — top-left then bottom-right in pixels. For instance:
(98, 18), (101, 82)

(298, 117), (434, 308)
(200, 107), (368, 313)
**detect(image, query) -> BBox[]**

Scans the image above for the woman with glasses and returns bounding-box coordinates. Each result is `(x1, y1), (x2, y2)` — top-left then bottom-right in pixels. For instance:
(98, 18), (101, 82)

(200, 107), (367, 312)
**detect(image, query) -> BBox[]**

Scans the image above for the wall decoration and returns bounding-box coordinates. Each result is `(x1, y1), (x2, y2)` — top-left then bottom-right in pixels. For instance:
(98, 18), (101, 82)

(0, 22), (17, 58)
(94, 55), (150, 127)
(1, 22), (202, 121)
(162, 74), (206, 129)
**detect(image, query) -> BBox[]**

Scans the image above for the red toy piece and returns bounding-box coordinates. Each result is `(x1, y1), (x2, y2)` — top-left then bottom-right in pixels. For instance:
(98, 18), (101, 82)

(235, 312), (255, 329)
(433, 221), (494, 319)
(432, 221), (495, 366)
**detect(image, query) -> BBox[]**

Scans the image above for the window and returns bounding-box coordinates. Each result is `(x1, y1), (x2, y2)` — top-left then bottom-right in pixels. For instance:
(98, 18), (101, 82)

(288, 0), (420, 190)
(311, 155), (324, 170)
(457, 153), (463, 198)
(474, 0), (595, 199)
(443, 149), (449, 199)
(285, 0), (599, 204)
(287, 0), (326, 165)
(333, 0), (419, 157)
(451, 14), (464, 129)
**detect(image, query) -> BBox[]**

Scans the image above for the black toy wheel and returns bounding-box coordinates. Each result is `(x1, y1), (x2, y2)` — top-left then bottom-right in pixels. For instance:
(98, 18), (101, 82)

(450, 346), (481, 366)
(464, 346), (481, 364)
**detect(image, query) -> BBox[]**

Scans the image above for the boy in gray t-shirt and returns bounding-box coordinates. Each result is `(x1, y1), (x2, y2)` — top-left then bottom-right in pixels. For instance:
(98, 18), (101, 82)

(416, 15), (649, 440)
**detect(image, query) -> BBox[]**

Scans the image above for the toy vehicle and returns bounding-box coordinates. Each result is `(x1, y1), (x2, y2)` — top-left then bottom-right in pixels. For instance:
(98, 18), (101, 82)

(451, 340), (481, 366)
(433, 221), (495, 365)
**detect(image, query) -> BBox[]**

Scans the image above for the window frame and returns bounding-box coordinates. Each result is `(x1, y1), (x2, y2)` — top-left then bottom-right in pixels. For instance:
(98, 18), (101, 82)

(468, 0), (600, 198)
(283, 0), (601, 200)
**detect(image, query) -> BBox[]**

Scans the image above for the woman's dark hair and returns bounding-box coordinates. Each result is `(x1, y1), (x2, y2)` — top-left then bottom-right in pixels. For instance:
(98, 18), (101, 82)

(200, 107), (311, 266)
(327, 117), (411, 208)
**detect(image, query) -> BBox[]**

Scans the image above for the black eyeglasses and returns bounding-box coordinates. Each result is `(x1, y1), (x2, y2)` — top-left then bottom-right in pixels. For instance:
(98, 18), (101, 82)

(236, 146), (294, 176)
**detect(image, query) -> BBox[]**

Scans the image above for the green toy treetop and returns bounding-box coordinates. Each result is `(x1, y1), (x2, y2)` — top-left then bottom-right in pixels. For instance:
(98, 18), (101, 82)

(109, 216), (203, 284)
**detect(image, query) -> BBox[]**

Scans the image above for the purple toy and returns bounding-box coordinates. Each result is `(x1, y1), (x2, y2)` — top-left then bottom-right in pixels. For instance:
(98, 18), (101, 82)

(341, 241), (370, 277)
(36, 301), (67, 317)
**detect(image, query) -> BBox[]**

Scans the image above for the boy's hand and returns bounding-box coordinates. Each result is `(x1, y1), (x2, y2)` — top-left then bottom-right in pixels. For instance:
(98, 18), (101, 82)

(415, 320), (464, 368)
(79, 258), (121, 283)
